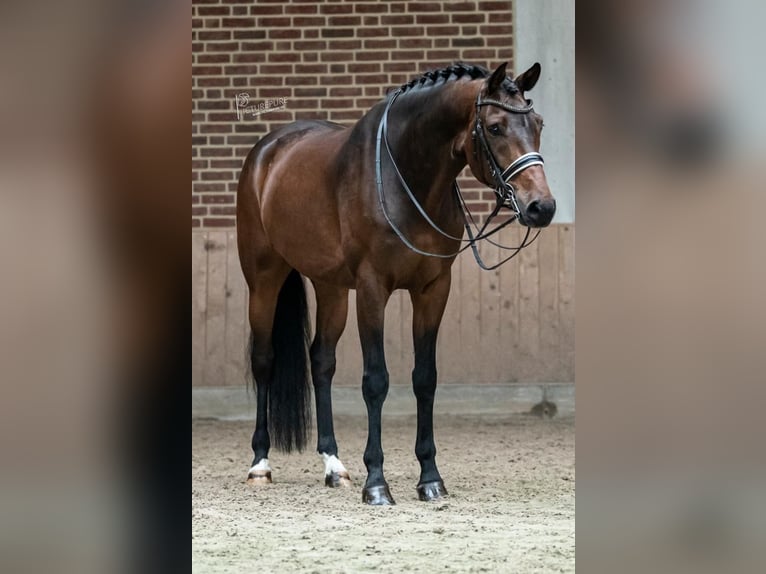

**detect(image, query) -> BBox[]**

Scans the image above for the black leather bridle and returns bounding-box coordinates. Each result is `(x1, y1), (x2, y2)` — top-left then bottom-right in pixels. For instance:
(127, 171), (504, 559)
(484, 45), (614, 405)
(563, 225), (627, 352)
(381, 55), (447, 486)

(472, 93), (545, 216)
(374, 86), (545, 270)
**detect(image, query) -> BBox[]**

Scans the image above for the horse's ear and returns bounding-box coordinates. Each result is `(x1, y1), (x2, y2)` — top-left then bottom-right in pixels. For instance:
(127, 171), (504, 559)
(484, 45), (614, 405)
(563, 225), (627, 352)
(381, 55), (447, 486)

(515, 62), (541, 93)
(487, 62), (508, 94)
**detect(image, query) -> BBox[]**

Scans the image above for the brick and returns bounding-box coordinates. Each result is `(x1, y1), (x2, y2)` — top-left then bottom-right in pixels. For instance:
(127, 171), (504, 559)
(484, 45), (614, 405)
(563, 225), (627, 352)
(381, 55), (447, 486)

(249, 4), (283, 15)
(198, 53), (230, 64)
(203, 217), (236, 227)
(293, 64), (328, 74)
(416, 14), (449, 24)
(206, 42), (238, 52)
(355, 27), (388, 38)
(480, 24), (513, 35)
(201, 148), (233, 157)
(319, 4), (353, 14)
(426, 25), (459, 35)
(233, 30), (266, 40)
(221, 18), (255, 27)
(294, 87), (327, 97)
(348, 62), (381, 73)
(478, 1), (510, 10)
(462, 48), (497, 60)
(209, 206), (237, 216)
(290, 98), (320, 109)
(201, 171), (234, 180)
(381, 15), (413, 25)
(198, 7), (229, 17)
(354, 3), (389, 13)
(383, 62), (419, 73)
(225, 64), (259, 75)
(329, 87), (362, 97)
(284, 5), (318, 15)
(198, 100), (230, 110)
(258, 17), (291, 27)
(268, 29), (301, 39)
(292, 16), (325, 27)
(201, 194), (235, 204)
(451, 12), (485, 23)
(443, 2), (476, 11)
(200, 124), (233, 134)
(391, 27), (421, 37)
(258, 64), (293, 75)
(452, 37), (484, 47)
(268, 52), (301, 62)
(198, 31), (231, 41)
(328, 16), (361, 26)
(354, 51), (389, 62)
(363, 39), (397, 49)
(327, 39), (362, 50)
(320, 28), (354, 38)
(293, 40), (327, 51)
(398, 39), (432, 49)
(285, 76), (318, 86)
(210, 159), (242, 169)
(406, 2), (442, 12)
(240, 41), (274, 51)
(193, 65), (223, 76)
(233, 53), (266, 63)
(391, 50), (425, 61)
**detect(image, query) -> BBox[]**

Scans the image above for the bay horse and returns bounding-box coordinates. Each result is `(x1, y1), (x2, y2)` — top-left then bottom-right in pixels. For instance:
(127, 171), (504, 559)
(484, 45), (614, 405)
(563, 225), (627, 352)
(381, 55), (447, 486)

(236, 62), (555, 505)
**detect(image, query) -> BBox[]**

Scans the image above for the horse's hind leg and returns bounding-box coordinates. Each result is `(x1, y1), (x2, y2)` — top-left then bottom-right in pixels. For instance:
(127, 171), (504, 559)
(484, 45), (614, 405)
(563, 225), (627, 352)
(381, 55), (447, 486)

(310, 281), (351, 487)
(244, 264), (290, 485)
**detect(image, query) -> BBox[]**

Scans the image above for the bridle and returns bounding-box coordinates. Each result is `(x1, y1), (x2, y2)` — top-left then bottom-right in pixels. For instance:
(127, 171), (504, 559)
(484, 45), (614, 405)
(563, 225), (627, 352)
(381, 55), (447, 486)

(472, 93), (544, 216)
(374, 84), (546, 270)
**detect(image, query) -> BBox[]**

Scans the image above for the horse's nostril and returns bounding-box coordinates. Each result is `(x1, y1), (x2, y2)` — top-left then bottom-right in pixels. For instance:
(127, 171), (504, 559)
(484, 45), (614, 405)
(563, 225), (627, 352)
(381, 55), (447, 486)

(524, 198), (555, 227)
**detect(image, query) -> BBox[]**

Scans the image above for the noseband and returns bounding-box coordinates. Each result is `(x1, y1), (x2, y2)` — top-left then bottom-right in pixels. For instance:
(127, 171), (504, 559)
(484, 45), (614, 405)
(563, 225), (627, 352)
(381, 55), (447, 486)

(472, 94), (545, 215)
(374, 86), (545, 270)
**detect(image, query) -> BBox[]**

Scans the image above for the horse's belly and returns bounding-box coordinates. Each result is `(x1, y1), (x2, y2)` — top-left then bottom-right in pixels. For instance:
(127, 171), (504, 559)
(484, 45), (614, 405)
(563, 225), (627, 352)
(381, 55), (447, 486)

(261, 181), (353, 286)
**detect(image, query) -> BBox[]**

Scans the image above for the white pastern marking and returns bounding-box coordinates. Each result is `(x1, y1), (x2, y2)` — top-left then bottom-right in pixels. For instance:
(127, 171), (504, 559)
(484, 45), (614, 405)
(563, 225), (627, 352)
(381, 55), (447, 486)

(320, 453), (347, 476)
(249, 459), (271, 474)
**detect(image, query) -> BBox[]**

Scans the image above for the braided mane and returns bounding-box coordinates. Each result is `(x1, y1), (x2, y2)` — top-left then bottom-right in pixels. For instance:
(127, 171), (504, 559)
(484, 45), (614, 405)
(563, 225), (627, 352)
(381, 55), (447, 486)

(395, 62), (518, 96)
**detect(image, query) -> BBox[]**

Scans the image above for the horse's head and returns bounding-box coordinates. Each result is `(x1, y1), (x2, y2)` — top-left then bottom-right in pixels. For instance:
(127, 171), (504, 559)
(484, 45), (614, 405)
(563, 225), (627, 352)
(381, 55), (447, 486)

(464, 62), (556, 228)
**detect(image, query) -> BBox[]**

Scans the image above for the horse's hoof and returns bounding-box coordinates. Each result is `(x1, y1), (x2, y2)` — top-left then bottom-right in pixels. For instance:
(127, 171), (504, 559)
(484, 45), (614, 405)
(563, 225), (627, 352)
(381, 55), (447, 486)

(417, 480), (448, 501)
(325, 470), (352, 488)
(362, 484), (396, 505)
(246, 471), (272, 485)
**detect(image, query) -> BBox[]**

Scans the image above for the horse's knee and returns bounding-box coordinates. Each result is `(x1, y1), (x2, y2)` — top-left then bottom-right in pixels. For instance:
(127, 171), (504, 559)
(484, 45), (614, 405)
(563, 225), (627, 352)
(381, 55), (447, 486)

(310, 345), (337, 383)
(250, 348), (273, 382)
(362, 367), (389, 405)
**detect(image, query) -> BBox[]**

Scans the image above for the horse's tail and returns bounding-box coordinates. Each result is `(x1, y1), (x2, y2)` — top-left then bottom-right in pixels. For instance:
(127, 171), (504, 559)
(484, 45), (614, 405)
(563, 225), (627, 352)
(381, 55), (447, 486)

(249, 269), (312, 452)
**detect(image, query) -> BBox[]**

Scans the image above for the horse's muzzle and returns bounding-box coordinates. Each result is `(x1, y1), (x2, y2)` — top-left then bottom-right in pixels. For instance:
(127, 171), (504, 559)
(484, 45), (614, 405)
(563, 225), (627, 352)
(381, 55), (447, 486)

(522, 198), (556, 228)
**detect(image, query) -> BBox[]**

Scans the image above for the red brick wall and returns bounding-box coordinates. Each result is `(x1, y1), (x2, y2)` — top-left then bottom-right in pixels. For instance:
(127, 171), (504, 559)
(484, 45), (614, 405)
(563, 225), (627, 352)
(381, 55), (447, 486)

(192, 0), (513, 228)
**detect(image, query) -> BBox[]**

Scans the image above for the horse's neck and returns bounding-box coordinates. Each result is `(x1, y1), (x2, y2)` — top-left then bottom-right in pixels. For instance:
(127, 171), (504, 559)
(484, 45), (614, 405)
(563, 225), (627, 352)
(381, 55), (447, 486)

(386, 81), (477, 210)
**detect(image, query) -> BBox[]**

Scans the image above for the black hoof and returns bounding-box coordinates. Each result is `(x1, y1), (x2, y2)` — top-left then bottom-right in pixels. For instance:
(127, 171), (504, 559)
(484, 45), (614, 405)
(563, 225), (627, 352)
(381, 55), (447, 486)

(324, 471), (352, 488)
(362, 484), (396, 505)
(417, 480), (448, 501)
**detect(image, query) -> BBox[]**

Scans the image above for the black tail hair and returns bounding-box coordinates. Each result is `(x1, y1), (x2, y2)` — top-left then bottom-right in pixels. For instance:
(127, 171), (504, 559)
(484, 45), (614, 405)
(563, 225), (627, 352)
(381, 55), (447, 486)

(249, 269), (312, 452)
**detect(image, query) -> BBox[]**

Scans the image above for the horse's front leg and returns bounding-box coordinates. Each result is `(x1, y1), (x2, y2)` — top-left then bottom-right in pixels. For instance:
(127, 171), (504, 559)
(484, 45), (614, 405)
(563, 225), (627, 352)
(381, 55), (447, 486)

(356, 275), (395, 505)
(410, 272), (451, 501)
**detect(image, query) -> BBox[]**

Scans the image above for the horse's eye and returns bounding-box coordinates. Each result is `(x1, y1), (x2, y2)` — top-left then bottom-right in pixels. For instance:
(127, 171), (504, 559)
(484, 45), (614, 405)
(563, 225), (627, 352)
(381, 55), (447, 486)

(488, 124), (502, 136)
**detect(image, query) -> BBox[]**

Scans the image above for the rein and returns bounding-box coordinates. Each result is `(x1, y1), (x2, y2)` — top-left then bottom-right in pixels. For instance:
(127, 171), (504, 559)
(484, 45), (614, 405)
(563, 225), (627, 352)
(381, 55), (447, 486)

(374, 87), (544, 270)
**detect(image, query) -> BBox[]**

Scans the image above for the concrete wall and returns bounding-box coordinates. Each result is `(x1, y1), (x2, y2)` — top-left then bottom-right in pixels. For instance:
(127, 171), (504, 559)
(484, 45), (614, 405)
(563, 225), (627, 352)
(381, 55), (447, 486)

(514, 0), (576, 223)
